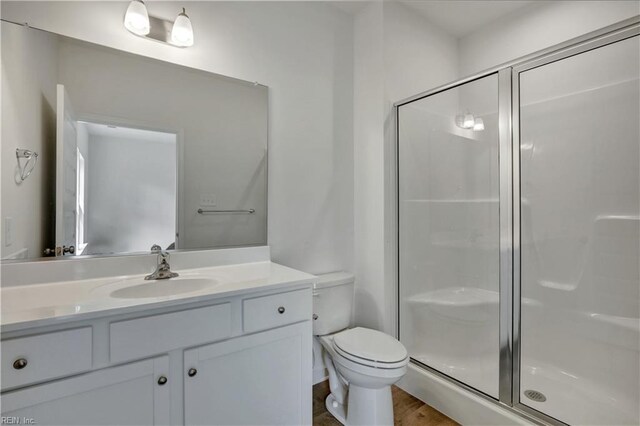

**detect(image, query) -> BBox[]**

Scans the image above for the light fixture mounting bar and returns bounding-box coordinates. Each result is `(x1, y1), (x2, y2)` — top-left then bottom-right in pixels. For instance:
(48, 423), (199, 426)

(133, 15), (181, 47)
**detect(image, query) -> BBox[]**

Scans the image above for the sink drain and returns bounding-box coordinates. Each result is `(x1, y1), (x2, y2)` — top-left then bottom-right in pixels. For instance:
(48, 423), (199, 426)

(524, 389), (547, 402)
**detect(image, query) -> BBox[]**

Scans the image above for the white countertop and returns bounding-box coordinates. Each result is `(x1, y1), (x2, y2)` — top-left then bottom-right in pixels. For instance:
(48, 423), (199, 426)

(1, 261), (316, 333)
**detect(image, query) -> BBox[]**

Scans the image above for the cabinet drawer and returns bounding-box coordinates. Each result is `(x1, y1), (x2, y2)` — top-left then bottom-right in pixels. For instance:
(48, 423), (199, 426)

(1, 327), (92, 390)
(243, 289), (311, 333)
(110, 303), (231, 363)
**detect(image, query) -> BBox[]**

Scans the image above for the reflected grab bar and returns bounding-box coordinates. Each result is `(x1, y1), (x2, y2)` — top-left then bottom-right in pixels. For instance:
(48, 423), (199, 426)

(197, 208), (255, 214)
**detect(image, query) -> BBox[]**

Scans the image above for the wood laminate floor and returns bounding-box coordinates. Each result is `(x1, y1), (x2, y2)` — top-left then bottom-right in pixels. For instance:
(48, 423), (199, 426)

(313, 381), (459, 426)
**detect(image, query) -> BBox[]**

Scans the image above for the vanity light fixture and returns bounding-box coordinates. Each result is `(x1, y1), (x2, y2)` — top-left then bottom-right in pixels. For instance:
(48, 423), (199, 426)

(455, 113), (484, 132)
(473, 118), (485, 131)
(462, 112), (475, 129)
(124, 0), (150, 36)
(455, 112), (475, 129)
(171, 8), (194, 47)
(124, 3), (194, 48)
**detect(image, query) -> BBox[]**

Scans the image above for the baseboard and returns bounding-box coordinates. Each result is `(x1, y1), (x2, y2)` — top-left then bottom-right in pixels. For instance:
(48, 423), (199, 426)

(397, 363), (534, 426)
(313, 368), (327, 385)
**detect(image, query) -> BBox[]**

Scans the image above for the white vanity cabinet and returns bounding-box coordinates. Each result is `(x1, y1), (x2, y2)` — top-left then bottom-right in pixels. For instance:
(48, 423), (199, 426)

(184, 322), (311, 425)
(0, 285), (313, 426)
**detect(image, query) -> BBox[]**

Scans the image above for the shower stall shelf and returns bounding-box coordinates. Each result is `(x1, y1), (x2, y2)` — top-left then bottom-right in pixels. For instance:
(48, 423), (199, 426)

(396, 16), (639, 426)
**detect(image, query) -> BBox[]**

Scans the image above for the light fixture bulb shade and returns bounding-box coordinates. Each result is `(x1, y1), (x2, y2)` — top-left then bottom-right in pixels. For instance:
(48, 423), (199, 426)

(463, 113), (475, 129)
(171, 8), (194, 47)
(473, 118), (485, 131)
(124, 0), (150, 36)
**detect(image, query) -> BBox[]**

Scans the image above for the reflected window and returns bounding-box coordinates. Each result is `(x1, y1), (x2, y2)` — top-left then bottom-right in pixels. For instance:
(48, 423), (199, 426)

(76, 148), (87, 255)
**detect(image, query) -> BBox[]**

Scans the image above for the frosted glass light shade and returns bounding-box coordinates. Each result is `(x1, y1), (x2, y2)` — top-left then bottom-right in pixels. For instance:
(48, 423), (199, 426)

(473, 118), (485, 131)
(463, 113), (475, 129)
(124, 0), (150, 36)
(171, 8), (194, 47)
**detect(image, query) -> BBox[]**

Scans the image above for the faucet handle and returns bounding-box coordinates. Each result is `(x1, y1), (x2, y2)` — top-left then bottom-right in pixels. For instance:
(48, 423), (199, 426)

(150, 244), (162, 254)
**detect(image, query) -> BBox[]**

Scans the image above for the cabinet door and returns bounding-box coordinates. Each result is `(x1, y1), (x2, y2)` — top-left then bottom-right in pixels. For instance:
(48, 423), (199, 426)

(1, 357), (170, 425)
(184, 321), (311, 426)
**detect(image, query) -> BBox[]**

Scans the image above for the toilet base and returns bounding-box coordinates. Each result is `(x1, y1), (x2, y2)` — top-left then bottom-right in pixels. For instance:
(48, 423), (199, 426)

(346, 384), (393, 426)
(325, 394), (347, 425)
(317, 331), (406, 426)
(324, 385), (394, 426)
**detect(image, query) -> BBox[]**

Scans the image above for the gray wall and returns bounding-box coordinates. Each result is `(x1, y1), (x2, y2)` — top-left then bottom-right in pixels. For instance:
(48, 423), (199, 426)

(0, 23), (58, 259)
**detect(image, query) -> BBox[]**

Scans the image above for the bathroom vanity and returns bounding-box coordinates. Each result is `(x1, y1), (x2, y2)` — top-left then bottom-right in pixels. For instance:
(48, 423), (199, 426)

(1, 260), (314, 425)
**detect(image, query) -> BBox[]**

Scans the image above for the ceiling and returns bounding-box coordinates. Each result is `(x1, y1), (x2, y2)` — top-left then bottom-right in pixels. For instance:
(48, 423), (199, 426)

(399, 1), (535, 37)
(329, 1), (370, 15)
(330, 1), (536, 38)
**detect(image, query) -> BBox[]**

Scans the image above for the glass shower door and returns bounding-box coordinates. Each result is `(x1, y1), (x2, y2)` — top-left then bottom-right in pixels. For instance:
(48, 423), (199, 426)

(398, 74), (501, 398)
(518, 35), (640, 425)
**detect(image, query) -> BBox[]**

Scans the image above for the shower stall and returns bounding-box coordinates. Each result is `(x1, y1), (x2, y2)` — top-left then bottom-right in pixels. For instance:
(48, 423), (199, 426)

(396, 18), (639, 425)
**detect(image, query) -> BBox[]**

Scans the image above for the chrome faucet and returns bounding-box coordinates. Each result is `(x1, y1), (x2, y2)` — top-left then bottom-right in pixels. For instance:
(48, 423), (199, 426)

(145, 245), (179, 280)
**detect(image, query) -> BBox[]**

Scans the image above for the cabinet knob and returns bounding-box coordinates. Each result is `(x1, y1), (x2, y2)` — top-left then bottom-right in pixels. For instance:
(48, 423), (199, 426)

(278, 306), (285, 314)
(157, 376), (168, 386)
(13, 358), (28, 370)
(188, 368), (197, 377)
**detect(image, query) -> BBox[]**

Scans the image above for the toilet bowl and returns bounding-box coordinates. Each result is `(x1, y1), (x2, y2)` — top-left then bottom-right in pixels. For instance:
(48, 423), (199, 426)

(313, 272), (409, 426)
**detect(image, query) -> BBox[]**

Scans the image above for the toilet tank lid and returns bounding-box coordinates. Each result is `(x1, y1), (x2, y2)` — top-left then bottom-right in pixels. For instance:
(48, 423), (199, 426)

(313, 271), (355, 289)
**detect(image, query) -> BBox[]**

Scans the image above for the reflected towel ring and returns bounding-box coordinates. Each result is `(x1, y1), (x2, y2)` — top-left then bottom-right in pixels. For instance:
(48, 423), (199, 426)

(16, 149), (39, 182)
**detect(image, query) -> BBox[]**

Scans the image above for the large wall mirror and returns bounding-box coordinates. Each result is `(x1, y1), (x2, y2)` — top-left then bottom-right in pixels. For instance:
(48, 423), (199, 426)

(1, 20), (268, 261)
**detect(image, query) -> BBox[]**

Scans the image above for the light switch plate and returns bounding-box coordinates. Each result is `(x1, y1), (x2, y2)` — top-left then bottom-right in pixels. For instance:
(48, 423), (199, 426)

(5, 217), (13, 246)
(199, 194), (217, 207)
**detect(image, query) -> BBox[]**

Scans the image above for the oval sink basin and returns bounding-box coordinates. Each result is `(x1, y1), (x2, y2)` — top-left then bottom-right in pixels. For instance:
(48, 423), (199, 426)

(109, 278), (216, 299)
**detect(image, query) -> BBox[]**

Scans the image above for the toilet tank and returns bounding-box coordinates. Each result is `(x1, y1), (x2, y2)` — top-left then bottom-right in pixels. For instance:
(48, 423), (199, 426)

(313, 271), (355, 336)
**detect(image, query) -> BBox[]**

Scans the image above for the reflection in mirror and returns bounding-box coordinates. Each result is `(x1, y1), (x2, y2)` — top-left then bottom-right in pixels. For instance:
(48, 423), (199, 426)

(1, 20), (268, 261)
(74, 122), (177, 256)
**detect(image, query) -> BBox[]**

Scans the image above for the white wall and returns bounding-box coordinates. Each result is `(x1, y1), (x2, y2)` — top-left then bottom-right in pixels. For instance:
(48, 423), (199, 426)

(0, 1), (354, 274)
(0, 23), (58, 259)
(383, 1), (459, 103)
(86, 132), (177, 255)
(352, 1), (459, 335)
(459, 0), (640, 76)
(353, 1), (386, 332)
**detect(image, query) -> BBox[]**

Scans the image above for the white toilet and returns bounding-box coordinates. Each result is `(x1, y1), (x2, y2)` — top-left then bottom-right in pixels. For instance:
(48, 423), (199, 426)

(313, 272), (409, 426)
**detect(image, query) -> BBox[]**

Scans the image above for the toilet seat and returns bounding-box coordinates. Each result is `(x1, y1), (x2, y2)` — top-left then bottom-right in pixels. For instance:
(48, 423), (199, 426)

(332, 348), (408, 382)
(332, 327), (408, 369)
